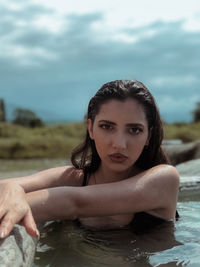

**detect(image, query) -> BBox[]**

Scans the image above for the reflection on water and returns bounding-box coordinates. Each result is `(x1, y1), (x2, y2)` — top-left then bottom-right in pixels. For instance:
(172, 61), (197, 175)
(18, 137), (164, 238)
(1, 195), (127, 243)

(34, 219), (181, 267)
(150, 202), (200, 267)
(34, 202), (200, 267)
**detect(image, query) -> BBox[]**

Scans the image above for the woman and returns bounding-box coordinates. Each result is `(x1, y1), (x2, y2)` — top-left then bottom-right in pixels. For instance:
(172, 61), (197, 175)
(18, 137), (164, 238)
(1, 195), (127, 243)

(0, 80), (179, 239)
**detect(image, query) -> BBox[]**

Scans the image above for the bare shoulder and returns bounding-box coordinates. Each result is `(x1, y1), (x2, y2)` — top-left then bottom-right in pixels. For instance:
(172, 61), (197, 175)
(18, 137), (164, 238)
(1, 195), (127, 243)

(60, 166), (84, 187)
(138, 164), (180, 193)
(132, 164), (179, 200)
(150, 164), (180, 187)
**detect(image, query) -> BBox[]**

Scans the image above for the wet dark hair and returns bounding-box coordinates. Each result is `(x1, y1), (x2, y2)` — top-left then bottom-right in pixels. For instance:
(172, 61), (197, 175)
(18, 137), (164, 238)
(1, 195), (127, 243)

(71, 80), (169, 173)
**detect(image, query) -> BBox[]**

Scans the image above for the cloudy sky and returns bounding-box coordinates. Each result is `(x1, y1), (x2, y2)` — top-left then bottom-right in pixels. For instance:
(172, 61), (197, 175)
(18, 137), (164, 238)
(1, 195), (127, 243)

(1, 0), (200, 123)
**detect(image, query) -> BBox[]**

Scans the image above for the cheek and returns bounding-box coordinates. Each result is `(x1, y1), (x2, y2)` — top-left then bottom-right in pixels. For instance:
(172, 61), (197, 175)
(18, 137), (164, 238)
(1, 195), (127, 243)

(93, 141), (106, 160)
(93, 133), (111, 157)
(94, 133), (109, 148)
(128, 135), (148, 151)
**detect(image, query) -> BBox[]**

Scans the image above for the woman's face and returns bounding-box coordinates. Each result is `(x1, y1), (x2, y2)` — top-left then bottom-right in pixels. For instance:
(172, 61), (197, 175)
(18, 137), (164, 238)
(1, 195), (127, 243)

(88, 98), (151, 174)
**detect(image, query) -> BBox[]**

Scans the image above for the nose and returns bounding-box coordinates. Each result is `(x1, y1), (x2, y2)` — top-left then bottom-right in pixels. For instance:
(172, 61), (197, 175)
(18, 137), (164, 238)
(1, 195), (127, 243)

(111, 131), (127, 150)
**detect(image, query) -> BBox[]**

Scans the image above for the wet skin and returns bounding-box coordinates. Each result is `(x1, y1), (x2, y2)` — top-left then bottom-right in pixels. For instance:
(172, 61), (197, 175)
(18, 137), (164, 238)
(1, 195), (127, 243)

(88, 98), (151, 182)
(81, 98), (152, 228)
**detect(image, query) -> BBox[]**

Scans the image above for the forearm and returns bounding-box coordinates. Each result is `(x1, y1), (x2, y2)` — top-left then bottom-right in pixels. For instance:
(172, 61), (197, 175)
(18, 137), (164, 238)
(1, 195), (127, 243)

(0, 166), (77, 193)
(26, 187), (78, 222)
(25, 185), (123, 223)
(25, 182), (134, 223)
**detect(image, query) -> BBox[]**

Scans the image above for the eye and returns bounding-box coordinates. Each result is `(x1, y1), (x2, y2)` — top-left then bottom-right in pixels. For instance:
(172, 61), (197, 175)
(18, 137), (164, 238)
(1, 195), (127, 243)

(99, 124), (113, 130)
(129, 127), (142, 134)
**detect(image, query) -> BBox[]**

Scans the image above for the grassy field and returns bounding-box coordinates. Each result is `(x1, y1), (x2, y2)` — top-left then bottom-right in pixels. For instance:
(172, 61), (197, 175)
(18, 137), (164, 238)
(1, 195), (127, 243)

(0, 121), (200, 159)
(0, 122), (86, 159)
(163, 122), (200, 142)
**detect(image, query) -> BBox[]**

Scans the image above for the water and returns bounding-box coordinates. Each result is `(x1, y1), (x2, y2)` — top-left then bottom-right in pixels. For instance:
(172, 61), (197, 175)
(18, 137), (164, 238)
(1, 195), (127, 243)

(33, 201), (200, 267)
(0, 159), (200, 267)
(0, 159), (68, 179)
(150, 201), (200, 267)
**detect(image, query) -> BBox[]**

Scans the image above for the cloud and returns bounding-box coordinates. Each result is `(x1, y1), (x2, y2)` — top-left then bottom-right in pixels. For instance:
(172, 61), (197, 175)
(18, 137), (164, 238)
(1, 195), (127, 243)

(0, 1), (200, 122)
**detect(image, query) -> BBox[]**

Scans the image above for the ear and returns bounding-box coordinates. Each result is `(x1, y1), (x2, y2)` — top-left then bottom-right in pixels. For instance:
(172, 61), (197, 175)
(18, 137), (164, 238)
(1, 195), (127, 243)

(145, 127), (152, 146)
(87, 119), (94, 139)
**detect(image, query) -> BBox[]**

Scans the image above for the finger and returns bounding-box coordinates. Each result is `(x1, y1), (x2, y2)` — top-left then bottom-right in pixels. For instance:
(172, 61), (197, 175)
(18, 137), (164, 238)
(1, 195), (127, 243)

(22, 209), (40, 238)
(0, 212), (16, 239)
(0, 206), (7, 220)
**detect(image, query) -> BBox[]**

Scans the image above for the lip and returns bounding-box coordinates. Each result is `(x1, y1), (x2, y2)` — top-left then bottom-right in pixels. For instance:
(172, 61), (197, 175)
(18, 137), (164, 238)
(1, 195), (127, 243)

(109, 153), (128, 163)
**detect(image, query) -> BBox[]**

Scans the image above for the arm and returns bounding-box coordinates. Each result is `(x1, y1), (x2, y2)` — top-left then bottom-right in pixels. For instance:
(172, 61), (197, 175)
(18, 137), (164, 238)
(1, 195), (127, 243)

(27, 164), (179, 223)
(0, 166), (82, 192)
(0, 166), (82, 239)
(0, 164), (179, 238)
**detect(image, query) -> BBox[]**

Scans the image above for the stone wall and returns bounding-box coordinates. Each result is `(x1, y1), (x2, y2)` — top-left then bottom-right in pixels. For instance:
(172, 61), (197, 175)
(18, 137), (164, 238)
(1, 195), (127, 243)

(163, 141), (200, 165)
(0, 225), (37, 267)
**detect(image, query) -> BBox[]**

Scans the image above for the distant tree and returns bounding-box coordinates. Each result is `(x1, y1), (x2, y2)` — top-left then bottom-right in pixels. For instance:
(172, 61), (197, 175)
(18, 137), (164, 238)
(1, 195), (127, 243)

(192, 102), (200, 122)
(13, 108), (44, 127)
(0, 99), (6, 122)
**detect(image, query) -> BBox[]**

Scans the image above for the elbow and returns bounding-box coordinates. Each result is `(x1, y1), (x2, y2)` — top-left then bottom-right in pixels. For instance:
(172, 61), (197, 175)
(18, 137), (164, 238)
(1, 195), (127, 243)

(160, 164), (180, 185)
(69, 201), (79, 221)
(64, 189), (82, 221)
(156, 164), (180, 184)
(43, 188), (80, 222)
(164, 165), (180, 197)
(72, 196), (84, 220)
(70, 189), (89, 219)
(168, 165), (180, 187)
(155, 164), (180, 194)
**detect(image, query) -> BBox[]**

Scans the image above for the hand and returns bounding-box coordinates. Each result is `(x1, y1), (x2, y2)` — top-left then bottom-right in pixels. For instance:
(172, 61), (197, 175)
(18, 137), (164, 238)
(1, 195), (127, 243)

(0, 182), (39, 239)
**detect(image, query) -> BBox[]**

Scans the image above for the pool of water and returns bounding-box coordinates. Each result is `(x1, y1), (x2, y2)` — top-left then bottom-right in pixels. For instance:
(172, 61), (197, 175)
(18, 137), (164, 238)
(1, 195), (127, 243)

(150, 201), (200, 267)
(0, 159), (199, 267)
(33, 199), (200, 267)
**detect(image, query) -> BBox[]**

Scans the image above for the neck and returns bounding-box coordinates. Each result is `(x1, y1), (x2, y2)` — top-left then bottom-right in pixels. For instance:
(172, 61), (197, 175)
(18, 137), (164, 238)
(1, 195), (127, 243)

(95, 164), (137, 184)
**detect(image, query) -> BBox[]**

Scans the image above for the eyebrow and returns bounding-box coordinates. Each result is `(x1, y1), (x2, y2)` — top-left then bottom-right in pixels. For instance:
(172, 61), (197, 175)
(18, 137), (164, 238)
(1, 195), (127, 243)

(98, 120), (145, 128)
